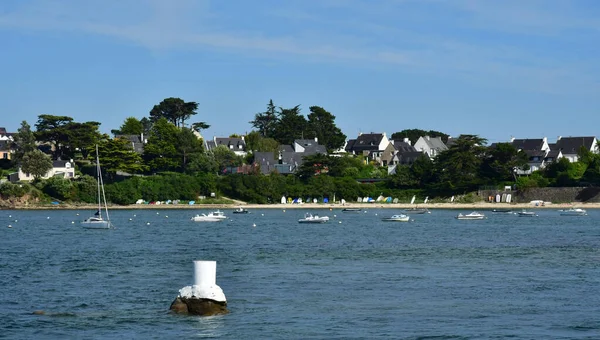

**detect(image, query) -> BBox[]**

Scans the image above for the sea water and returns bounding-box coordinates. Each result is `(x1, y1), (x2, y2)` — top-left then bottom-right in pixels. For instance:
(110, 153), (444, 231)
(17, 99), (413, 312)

(1, 208), (599, 339)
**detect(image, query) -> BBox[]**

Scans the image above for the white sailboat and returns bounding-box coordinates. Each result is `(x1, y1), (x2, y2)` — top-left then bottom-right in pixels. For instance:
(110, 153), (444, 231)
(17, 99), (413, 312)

(82, 145), (112, 229)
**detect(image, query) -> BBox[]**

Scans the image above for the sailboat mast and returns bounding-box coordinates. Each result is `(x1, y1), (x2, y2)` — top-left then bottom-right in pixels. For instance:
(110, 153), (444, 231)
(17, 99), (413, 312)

(96, 145), (102, 216)
(96, 145), (111, 225)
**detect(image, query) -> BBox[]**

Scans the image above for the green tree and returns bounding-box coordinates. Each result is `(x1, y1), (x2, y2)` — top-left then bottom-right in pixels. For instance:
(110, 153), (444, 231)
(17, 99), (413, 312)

(34, 114), (73, 160)
(481, 143), (528, 183)
(143, 118), (181, 172)
(140, 117), (152, 136)
(149, 97), (202, 128)
(176, 127), (204, 172)
(212, 145), (243, 173)
(112, 117), (143, 136)
(391, 129), (449, 145)
(187, 152), (219, 174)
(191, 122), (210, 136)
(245, 131), (280, 153)
(63, 121), (102, 159)
(98, 138), (148, 176)
(272, 105), (307, 145)
(42, 177), (74, 201)
(11, 120), (37, 165)
(433, 134), (487, 192)
(21, 149), (53, 180)
(306, 106), (346, 152)
(250, 99), (279, 137)
(410, 153), (434, 187)
(388, 165), (418, 188)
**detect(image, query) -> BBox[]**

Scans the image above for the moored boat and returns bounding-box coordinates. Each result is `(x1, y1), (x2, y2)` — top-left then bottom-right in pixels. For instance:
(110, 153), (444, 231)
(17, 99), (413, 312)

(342, 208), (362, 212)
(381, 214), (410, 222)
(298, 213), (329, 223)
(82, 145), (112, 230)
(191, 210), (227, 222)
(559, 208), (587, 216)
(456, 211), (486, 220)
(232, 207), (249, 214)
(517, 210), (538, 217)
(492, 208), (513, 214)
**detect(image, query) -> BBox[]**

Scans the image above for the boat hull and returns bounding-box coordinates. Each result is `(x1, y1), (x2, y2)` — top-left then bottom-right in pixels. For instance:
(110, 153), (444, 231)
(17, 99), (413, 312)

(298, 219), (328, 223)
(81, 221), (112, 229)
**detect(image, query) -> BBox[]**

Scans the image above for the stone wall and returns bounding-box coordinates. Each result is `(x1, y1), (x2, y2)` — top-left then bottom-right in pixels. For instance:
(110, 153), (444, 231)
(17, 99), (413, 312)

(514, 187), (600, 203)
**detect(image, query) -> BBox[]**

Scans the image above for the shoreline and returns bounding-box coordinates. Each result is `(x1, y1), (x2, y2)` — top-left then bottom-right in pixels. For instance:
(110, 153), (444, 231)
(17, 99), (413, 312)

(2, 201), (597, 210)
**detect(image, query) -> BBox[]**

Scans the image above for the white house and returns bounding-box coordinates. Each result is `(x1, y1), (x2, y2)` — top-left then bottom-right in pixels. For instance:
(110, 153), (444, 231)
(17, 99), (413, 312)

(205, 136), (247, 157)
(551, 136), (598, 163)
(18, 160), (76, 181)
(510, 137), (550, 175)
(414, 136), (448, 159)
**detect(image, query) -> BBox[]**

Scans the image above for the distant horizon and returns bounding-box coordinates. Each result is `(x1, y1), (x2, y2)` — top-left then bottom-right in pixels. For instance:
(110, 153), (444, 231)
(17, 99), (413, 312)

(2, 0), (599, 145)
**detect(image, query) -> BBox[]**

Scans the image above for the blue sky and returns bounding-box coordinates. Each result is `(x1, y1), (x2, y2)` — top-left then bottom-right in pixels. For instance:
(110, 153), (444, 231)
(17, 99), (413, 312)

(1, 0), (599, 145)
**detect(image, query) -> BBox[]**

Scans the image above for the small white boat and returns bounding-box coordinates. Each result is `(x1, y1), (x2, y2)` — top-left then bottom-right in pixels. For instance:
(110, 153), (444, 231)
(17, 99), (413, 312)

(381, 214), (410, 222)
(456, 211), (486, 220)
(191, 210), (227, 222)
(298, 213), (329, 223)
(559, 208), (587, 216)
(82, 214), (112, 229)
(517, 210), (538, 217)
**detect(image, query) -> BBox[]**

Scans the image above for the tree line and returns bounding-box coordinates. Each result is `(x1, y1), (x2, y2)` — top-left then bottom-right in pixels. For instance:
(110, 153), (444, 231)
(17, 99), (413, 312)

(2, 98), (600, 205)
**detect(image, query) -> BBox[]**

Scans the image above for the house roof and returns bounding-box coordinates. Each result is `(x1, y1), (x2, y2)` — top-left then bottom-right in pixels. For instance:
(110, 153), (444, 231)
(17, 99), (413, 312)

(351, 133), (385, 152)
(294, 139), (326, 153)
(213, 137), (246, 150)
(522, 149), (546, 160)
(419, 136), (448, 151)
(511, 138), (544, 150)
(554, 136), (596, 154)
(345, 139), (356, 152)
(52, 160), (70, 167)
(392, 151), (423, 162)
(254, 151), (303, 174)
(392, 141), (417, 153)
(278, 145), (294, 153)
(545, 149), (561, 160)
(116, 134), (145, 153)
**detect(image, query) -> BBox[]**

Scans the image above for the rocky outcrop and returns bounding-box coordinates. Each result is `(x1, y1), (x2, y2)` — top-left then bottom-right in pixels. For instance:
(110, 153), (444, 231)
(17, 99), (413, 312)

(170, 297), (228, 316)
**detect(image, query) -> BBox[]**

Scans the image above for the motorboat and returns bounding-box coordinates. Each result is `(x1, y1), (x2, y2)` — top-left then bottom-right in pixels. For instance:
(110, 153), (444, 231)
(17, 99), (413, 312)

(342, 208), (362, 212)
(381, 214), (410, 222)
(298, 213), (329, 223)
(191, 210), (227, 222)
(232, 207), (249, 214)
(517, 210), (538, 217)
(492, 208), (513, 214)
(456, 211), (486, 220)
(559, 208), (587, 216)
(404, 208), (430, 214)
